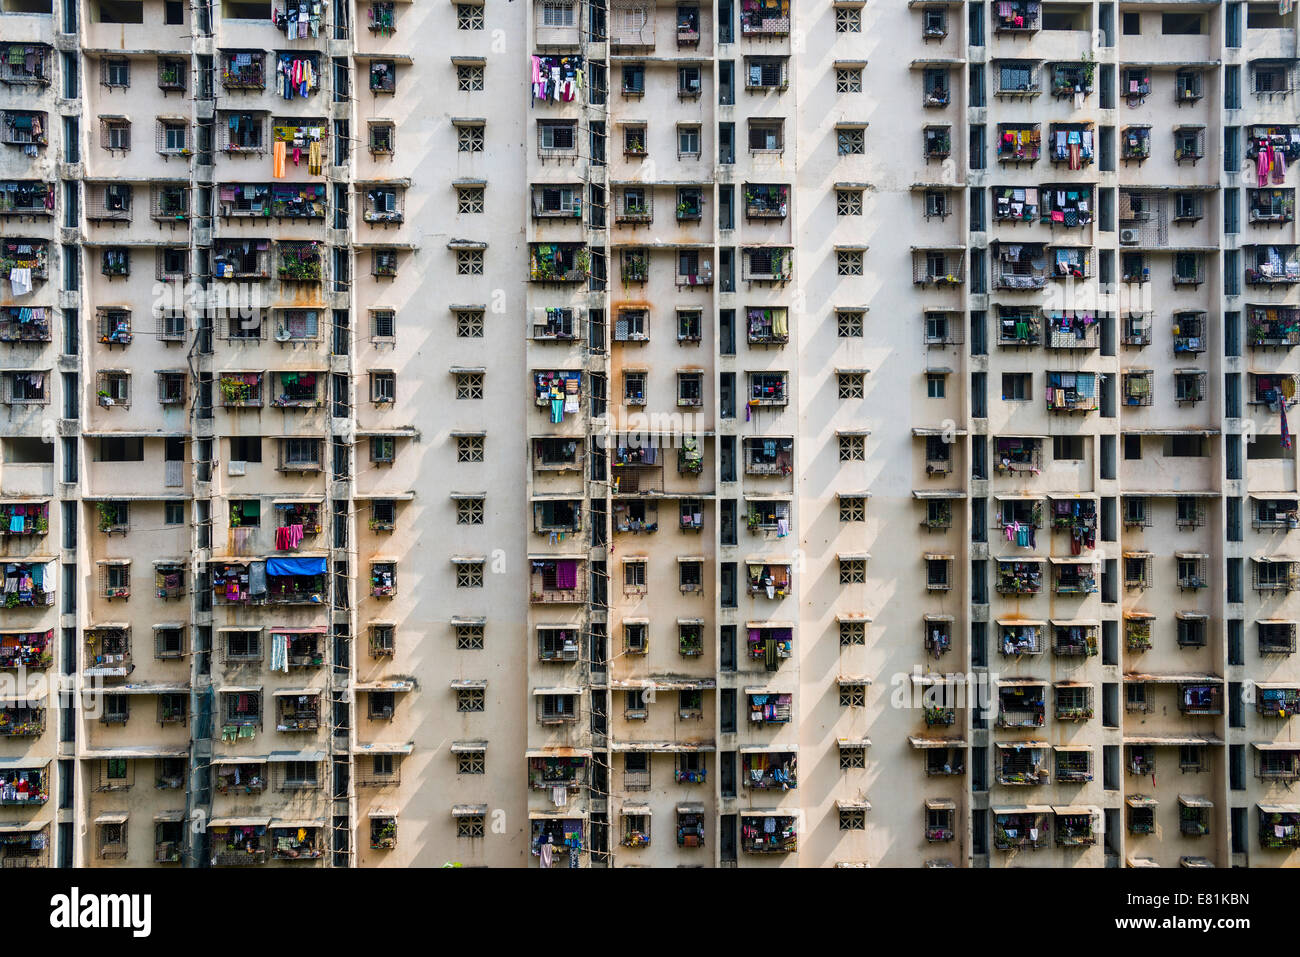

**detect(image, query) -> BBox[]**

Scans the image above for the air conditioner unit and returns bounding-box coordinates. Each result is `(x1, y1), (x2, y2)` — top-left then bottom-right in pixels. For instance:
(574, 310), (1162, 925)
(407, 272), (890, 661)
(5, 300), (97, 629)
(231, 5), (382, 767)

(227, 460), (246, 476)
(1119, 228), (1140, 245)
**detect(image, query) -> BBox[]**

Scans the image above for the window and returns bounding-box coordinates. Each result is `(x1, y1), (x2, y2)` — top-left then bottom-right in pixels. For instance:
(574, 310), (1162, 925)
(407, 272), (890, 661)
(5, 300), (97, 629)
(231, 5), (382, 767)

(836, 67), (862, 93)
(455, 309), (485, 338)
(1253, 61), (1292, 95)
(837, 126), (865, 155)
(839, 495), (866, 522)
(924, 6), (948, 37)
(678, 64), (702, 97)
(623, 560), (647, 594)
(677, 372), (703, 408)
(456, 813), (485, 838)
(456, 249), (484, 275)
(1001, 373), (1030, 400)
(455, 622), (483, 649)
(456, 122), (484, 153)
(677, 310), (702, 342)
(102, 57), (130, 87)
(368, 122), (394, 154)
(748, 120), (783, 152)
(455, 684), (486, 713)
(369, 370), (396, 405)
(157, 371), (186, 405)
(456, 64), (484, 92)
(839, 807), (867, 830)
(100, 117), (130, 152)
(677, 124), (701, 157)
(98, 371), (131, 407)
(456, 748), (485, 774)
(835, 6), (861, 31)
(837, 249), (863, 275)
(840, 620), (866, 645)
(455, 497), (484, 525)
(838, 372), (865, 399)
(839, 681), (867, 707)
(457, 435), (484, 463)
(679, 560), (703, 593)
(455, 561), (484, 588)
(158, 120), (186, 153)
(927, 374), (946, 398)
(840, 558), (867, 584)
(1053, 435), (1084, 460)
(837, 310), (864, 338)
(456, 2), (484, 29)
(839, 435), (866, 461)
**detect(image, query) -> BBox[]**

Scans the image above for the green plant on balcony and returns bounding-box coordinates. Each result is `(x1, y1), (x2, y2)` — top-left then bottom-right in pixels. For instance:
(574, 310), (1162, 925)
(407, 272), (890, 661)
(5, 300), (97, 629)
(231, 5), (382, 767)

(621, 254), (649, 283)
(96, 502), (119, 533)
(220, 378), (252, 404)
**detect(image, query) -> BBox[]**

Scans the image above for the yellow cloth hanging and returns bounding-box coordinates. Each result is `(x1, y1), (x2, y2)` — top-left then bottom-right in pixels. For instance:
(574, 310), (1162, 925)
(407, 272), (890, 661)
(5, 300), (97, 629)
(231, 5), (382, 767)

(272, 140), (287, 179)
(771, 310), (788, 337)
(308, 139), (322, 176)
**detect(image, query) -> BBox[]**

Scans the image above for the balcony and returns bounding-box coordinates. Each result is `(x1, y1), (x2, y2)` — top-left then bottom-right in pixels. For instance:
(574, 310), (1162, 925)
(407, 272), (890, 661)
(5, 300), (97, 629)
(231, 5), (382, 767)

(996, 684), (1046, 729)
(529, 559), (586, 604)
(1, 111), (46, 149)
(741, 750), (796, 789)
(740, 814), (796, 854)
(746, 561), (791, 599)
(221, 54), (266, 91)
(997, 125), (1040, 164)
(997, 745), (1049, 786)
(1053, 622), (1097, 657)
(1055, 685), (1093, 722)
(210, 824), (269, 866)
(747, 627), (793, 668)
(912, 248), (964, 286)
(1248, 306), (1300, 347)
(1259, 808), (1300, 850)
(996, 560), (1042, 596)
(1055, 750), (1093, 783)
(615, 195), (653, 225)
(1178, 683), (1222, 717)
(274, 693), (321, 732)
(1044, 372), (1097, 414)
(1250, 189), (1295, 225)
(1056, 811), (1096, 847)
(1260, 621), (1298, 655)
(0, 767), (46, 804)
(271, 827), (323, 861)
(0, 181), (53, 219)
(0, 307), (51, 345)
(1245, 245), (1300, 286)
(1049, 125), (1094, 169)
(213, 241), (272, 280)
(277, 243), (323, 283)
(994, 243), (1046, 290)
(0, 707), (43, 736)
(1257, 748), (1300, 783)
(1121, 126), (1151, 163)
(739, 0), (790, 39)
(994, 811), (1049, 850)
(747, 691), (792, 725)
(530, 243), (588, 283)
(742, 247), (792, 284)
(744, 184), (788, 220)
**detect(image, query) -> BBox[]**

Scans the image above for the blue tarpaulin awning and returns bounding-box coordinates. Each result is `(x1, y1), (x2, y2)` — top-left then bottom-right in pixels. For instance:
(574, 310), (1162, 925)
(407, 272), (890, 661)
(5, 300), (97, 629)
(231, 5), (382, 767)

(266, 557), (327, 577)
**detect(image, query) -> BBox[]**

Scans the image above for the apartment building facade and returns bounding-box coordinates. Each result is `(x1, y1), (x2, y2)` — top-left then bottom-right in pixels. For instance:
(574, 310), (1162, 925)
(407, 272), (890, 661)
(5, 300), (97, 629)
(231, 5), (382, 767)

(0, 0), (1295, 868)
